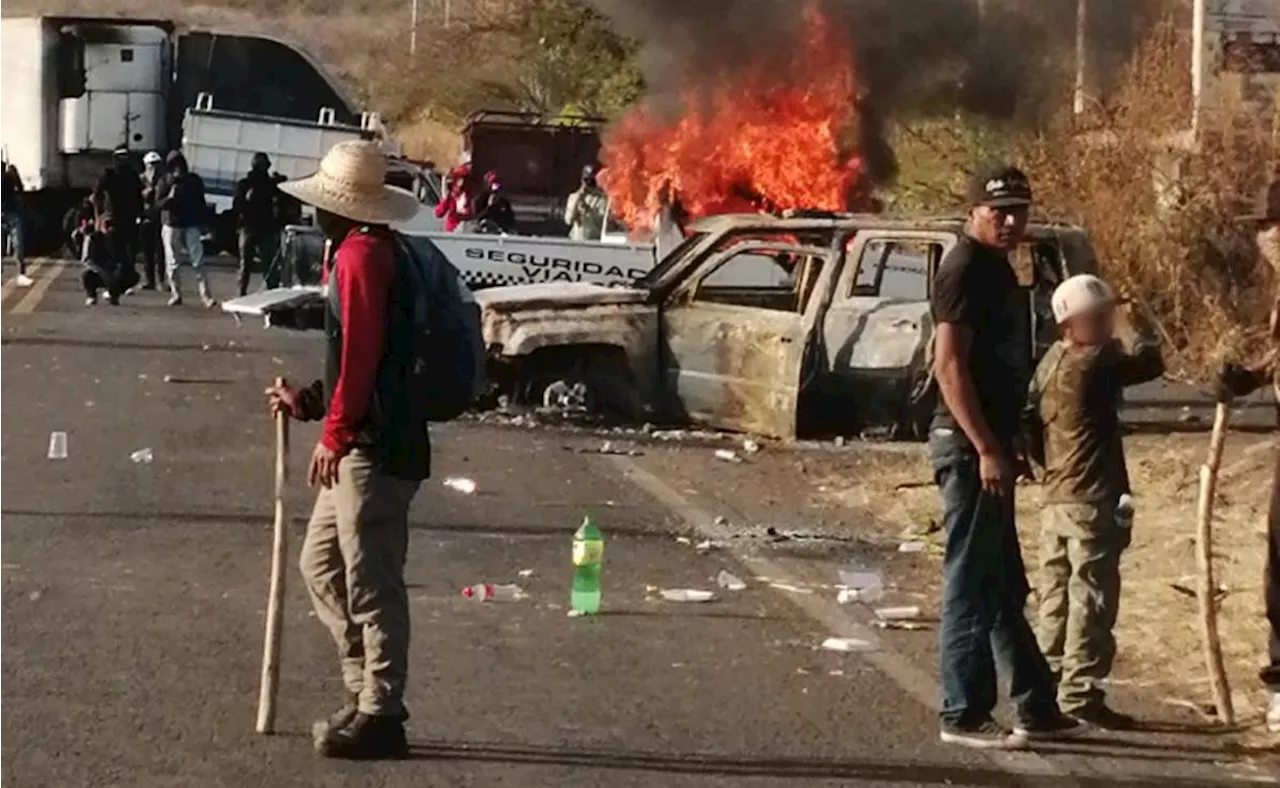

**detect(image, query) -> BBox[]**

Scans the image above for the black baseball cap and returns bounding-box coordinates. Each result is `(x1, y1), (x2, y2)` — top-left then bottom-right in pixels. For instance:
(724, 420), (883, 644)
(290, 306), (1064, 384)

(967, 164), (1032, 208)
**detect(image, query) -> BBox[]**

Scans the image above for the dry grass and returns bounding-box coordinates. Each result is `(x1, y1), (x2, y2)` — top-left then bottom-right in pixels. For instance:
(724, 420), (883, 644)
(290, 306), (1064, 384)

(808, 434), (1277, 730)
(1018, 21), (1280, 378)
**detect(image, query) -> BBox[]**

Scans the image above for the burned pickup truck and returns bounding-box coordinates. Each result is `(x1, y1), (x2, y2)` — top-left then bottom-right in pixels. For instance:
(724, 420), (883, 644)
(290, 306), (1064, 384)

(477, 212), (1104, 439)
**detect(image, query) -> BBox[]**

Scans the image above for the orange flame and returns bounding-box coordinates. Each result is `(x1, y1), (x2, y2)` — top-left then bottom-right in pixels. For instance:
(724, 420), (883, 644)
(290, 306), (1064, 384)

(600, 4), (871, 232)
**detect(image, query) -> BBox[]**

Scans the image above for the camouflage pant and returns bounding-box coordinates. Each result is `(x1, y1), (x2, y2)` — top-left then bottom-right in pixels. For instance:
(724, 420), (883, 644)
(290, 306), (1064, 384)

(1036, 501), (1131, 714)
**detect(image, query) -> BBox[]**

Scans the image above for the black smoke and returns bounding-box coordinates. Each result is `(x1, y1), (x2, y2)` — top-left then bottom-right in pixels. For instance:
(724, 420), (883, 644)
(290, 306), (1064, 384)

(588, 0), (1154, 188)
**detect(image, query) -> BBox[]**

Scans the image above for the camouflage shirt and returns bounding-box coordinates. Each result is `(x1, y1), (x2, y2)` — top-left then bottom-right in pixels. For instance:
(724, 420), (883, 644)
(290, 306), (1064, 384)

(1025, 329), (1164, 505)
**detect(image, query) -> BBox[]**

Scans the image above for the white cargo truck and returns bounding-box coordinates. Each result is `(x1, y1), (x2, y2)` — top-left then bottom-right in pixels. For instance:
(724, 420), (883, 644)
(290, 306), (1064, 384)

(0, 15), (377, 253)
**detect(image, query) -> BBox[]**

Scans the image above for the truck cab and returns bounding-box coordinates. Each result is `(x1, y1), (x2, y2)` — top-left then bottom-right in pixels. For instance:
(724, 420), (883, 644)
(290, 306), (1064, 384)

(477, 213), (1104, 439)
(1, 16), (368, 251)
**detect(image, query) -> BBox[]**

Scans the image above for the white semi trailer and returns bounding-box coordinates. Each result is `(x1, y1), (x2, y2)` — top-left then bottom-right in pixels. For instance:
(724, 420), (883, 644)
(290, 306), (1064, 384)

(0, 15), (375, 253)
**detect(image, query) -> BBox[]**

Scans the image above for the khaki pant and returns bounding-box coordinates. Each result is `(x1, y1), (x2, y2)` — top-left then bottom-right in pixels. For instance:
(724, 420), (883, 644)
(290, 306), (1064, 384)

(1035, 501), (1130, 715)
(299, 449), (420, 717)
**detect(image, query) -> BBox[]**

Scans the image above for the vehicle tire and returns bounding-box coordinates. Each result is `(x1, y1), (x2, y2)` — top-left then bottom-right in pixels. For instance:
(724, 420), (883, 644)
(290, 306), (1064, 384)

(516, 346), (640, 421)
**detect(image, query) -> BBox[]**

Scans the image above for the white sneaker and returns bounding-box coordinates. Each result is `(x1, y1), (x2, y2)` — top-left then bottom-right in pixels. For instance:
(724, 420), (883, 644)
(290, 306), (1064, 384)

(15, 274), (33, 287)
(1267, 691), (1280, 733)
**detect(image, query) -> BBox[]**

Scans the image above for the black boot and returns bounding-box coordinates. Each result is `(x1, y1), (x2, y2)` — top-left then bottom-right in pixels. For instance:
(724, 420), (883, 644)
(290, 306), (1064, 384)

(310, 695), (359, 743)
(316, 713), (408, 760)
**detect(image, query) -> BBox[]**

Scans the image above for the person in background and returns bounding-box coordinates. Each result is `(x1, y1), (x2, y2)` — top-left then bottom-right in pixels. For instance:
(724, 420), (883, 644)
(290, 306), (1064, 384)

(265, 140), (425, 759)
(108, 147), (142, 293)
(929, 164), (1083, 749)
(139, 151), (165, 290)
(158, 151), (215, 308)
(434, 164), (472, 233)
(2, 163), (32, 287)
(473, 170), (515, 234)
(80, 170), (123, 306)
(1023, 274), (1164, 730)
(233, 152), (283, 296)
(565, 163), (607, 241)
(1214, 174), (1280, 734)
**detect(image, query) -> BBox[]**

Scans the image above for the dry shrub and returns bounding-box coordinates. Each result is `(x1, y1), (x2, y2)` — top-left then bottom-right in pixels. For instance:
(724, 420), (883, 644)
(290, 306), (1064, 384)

(1019, 21), (1280, 377)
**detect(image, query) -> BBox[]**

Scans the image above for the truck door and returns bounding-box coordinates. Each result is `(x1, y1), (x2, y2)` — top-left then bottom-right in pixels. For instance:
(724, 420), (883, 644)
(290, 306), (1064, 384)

(820, 231), (955, 433)
(659, 242), (833, 438)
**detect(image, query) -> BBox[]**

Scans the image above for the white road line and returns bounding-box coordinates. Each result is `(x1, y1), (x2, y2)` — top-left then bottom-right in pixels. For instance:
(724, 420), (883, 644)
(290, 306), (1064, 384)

(1, 261), (45, 302)
(605, 453), (1090, 788)
(10, 262), (65, 315)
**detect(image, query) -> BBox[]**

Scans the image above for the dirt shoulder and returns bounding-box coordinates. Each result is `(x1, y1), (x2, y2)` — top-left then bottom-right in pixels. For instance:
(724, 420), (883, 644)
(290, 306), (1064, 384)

(620, 429), (1277, 744)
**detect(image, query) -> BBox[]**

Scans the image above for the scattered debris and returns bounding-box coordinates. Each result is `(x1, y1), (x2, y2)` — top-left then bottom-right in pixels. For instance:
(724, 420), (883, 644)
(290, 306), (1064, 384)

(713, 515), (730, 527)
(27, 589), (43, 602)
(821, 637), (875, 653)
(567, 608), (586, 618)
(162, 374), (234, 384)
(742, 438), (761, 454)
(694, 540), (717, 552)
(443, 477), (477, 495)
(714, 449), (742, 463)
(1171, 578), (1229, 600)
(675, 536), (693, 546)
(47, 431), (67, 460)
(660, 588), (716, 603)
(461, 583), (526, 602)
(898, 541), (928, 554)
(575, 441), (643, 456)
(874, 605), (922, 621)
(543, 380), (589, 413)
(833, 436), (846, 448)
(129, 448), (155, 464)
(828, 669), (845, 676)
(517, 569), (535, 578)
(768, 582), (814, 595)
(872, 620), (929, 631)
(837, 587), (885, 604)
(716, 570), (747, 591)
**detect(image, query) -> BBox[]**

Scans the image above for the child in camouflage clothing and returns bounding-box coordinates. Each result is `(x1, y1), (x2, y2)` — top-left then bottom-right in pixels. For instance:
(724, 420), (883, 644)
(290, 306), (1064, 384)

(1023, 274), (1164, 729)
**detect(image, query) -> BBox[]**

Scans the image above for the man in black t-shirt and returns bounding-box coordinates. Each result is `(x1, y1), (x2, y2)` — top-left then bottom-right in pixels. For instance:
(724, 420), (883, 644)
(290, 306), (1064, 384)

(928, 165), (1083, 749)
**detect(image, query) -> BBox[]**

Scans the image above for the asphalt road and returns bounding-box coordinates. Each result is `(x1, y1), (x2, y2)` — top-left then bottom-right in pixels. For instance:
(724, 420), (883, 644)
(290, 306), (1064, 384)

(2, 261), (1276, 788)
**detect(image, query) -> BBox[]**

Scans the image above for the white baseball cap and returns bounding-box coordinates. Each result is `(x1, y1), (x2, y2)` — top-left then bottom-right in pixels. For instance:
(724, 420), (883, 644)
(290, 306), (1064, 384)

(143, 151), (162, 164)
(1051, 274), (1117, 324)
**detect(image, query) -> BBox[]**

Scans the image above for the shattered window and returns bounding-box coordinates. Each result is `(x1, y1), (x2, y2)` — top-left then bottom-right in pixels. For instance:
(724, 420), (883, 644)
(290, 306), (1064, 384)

(849, 239), (937, 300)
(693, 248), (824, 313)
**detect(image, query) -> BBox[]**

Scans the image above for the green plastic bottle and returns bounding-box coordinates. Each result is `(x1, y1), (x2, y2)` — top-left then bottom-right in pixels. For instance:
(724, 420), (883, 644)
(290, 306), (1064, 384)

(571, 514), (604, 614)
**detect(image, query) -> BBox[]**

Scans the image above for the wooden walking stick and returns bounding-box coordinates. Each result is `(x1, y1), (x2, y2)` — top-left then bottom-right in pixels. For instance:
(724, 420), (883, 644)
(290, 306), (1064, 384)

(256, 376), (290, 734)
(1195, 401), (1235, 725)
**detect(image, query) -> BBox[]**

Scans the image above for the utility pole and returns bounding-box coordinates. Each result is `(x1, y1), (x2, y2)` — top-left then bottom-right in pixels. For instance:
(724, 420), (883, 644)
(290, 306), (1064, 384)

(410, 0), (419, 55)
(1191, 0), (1206, 138)
(1073, 0), (1087, 116)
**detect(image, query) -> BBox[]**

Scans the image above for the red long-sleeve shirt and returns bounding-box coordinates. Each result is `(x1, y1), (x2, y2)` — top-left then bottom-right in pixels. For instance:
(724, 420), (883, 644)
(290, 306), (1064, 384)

(320, 228), (397, 454)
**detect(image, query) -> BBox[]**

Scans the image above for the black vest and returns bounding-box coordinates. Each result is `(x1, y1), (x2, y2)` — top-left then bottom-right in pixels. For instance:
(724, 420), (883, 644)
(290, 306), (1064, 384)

(323, 228), (431, 480)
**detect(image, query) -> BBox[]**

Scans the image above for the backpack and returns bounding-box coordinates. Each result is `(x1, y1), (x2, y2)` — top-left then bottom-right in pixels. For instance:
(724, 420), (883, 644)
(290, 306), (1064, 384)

(393, 232), (486, 422)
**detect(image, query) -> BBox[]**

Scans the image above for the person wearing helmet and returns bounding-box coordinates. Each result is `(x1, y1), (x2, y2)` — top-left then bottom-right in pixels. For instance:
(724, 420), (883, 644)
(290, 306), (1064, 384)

(139, 151), (165, 289)
(232, 151), (283, 296)
(1023, 274), (1163, 730)
(433, 164), (473, 233)
(564, 163), (607, 241)
(472, 170), (515, 234)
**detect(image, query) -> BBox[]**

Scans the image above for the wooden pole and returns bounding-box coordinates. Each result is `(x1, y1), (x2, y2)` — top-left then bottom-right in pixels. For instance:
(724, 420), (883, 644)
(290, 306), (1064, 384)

(255, 377), (290, 734)
(1195, 401), (1235, 725)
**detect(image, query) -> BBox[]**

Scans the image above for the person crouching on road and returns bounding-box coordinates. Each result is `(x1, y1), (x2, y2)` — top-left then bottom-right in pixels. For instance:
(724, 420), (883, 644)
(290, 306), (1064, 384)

(265, 140), (425, 760)
(1214, 173), (1280, 733)
(929, 164), (1084, 750)
(1023, 275), (1163, 730)
(80, 171), (125, 306)
(158, 151), (215, 308)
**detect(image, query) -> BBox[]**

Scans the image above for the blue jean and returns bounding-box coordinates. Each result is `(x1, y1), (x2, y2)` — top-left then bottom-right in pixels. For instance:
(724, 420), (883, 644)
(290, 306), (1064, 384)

(929, 427), (1059, 728)
(2, 212), (25, 274)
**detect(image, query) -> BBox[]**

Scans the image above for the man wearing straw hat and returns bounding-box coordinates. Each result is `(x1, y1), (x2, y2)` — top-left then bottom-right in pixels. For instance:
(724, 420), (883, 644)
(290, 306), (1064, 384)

(265, 139), (426, 758)
(1215, 174), (1280, 733)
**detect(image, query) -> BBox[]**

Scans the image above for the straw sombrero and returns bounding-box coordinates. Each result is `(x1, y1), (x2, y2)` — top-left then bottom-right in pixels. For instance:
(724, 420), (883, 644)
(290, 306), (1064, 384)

(279, 140), (419, 225)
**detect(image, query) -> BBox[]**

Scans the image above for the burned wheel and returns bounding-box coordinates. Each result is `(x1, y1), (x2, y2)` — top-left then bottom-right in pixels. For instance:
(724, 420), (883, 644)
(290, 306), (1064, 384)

(514, 346), (639, 422)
